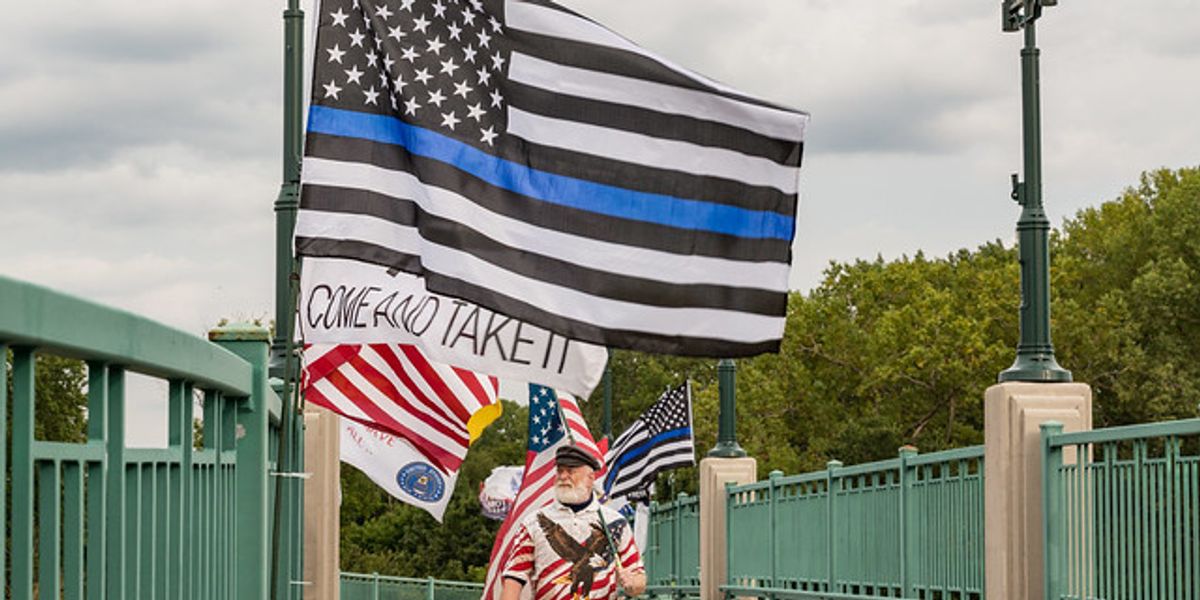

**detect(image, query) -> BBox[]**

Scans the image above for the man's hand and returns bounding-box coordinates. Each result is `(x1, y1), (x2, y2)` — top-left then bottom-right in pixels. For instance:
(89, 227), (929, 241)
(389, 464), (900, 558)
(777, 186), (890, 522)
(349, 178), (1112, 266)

(615, 564), (646, 597)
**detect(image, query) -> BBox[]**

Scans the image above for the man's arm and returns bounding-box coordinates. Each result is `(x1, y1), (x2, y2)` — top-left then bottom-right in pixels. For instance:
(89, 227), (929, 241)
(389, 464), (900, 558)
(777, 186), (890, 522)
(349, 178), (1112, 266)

(500, 577), (525, 600)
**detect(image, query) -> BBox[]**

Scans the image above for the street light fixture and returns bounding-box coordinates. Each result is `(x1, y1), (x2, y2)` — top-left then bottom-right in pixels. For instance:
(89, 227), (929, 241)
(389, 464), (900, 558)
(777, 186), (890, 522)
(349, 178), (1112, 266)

(1002, 0), (1057, 32)
(997, 0), (1072, 383)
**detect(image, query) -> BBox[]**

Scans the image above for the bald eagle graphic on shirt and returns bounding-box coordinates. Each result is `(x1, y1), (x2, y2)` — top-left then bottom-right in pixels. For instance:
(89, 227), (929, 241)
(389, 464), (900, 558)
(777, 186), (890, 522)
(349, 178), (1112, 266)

(537, 513), (616, 600)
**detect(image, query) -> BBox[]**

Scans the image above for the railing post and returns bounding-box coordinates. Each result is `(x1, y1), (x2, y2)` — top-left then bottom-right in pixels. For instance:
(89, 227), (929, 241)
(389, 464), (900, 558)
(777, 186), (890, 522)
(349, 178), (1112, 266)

(104, 367), (128, 599)
(768, 470), (782, 588)
(0, 343), (7, 596)
(826, 460), (842, 595)
(897, 446), (918, 596)
(1041, 421), (1064, 600)
(649, 499), (659, 585)
(85, 361), (108, 599)
(11, 347), (35, 600)
(211, 324), (273, 600)
(427, 576), (437, 600)
(699, 452), (756, 600)
(373, 572), (381, 600)
(676, 492), (687, 586)
(723, 483), (732, 597)
(984, 382), (1091, 599)
(168, 379), (194, 598)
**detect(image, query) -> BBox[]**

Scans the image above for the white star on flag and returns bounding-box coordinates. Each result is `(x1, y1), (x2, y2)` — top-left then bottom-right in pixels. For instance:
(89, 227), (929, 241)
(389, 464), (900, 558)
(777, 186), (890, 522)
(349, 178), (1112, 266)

(413, 14), (430, 33)
(326, 44), (346, 63)
(330, 8), (349, 27)
(322, 79), (342, 99)
(426, 36), (445, 55)
(427, 88), (446, 107)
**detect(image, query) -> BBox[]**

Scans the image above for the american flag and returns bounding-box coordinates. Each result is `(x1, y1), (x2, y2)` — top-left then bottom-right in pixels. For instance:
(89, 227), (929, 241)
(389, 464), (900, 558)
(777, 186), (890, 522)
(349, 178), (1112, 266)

(295, 0), (810, 358)
(302, 343), (500, 473)
(483, 385), (602, 600)
(603, 383), (694, 502)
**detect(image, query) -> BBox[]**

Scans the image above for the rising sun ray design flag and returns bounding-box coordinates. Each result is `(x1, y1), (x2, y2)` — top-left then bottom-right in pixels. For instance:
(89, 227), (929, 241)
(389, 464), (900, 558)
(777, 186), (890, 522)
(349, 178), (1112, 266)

(303, 343), (501, 474)
(482, 385), (602, 600)
(296, 0), (810, 357)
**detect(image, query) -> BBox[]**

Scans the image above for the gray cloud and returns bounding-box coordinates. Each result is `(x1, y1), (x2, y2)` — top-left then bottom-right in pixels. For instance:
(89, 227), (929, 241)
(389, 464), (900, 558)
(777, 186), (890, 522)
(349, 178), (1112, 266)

(0, 1), (280, 172)
(2, 0), (1198, 341)
(51, 25), (219, 64)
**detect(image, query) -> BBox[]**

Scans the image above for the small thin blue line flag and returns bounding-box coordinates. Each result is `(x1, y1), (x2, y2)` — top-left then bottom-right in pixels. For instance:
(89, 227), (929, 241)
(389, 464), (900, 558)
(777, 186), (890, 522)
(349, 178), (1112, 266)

(296, 0), (810, 357)
(603, 382), (695, 502)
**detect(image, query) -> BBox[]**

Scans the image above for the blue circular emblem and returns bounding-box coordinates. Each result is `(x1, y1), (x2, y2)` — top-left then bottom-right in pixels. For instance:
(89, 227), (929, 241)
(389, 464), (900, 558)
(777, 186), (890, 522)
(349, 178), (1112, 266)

(396, 462), (446, 502)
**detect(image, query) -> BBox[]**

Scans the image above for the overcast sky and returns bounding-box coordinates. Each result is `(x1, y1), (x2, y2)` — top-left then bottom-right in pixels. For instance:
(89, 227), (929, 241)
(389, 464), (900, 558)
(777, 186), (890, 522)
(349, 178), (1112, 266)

(3, 1), (1199, 442)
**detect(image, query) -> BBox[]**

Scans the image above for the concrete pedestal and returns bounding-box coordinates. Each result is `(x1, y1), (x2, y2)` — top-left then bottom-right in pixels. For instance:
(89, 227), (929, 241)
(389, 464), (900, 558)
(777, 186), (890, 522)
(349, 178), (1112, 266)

(984, 382), (1091, 600)
(699, 457), (757, 600)
(303, 406), (341, 600)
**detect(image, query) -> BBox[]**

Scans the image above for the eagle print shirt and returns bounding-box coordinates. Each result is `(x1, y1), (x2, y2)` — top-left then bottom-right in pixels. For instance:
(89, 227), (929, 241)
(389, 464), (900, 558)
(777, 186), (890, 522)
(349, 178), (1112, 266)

(502, 500), (644, 600)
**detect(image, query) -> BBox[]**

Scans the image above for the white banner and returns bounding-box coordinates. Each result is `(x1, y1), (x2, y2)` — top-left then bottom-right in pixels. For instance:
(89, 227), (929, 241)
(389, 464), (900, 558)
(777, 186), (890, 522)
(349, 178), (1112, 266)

(340, 417), (457, 522)
(300, 257), (608, 398)
(479, 465), (524, 521)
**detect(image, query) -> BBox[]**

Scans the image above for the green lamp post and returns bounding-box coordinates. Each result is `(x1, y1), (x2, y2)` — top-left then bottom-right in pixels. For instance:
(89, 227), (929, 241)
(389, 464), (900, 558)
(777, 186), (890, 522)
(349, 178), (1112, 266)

(271, 0), (304, 377)
(997, 0), (1072, 383)
(269, 2), (304, 598)
(708, 358), (746, 458)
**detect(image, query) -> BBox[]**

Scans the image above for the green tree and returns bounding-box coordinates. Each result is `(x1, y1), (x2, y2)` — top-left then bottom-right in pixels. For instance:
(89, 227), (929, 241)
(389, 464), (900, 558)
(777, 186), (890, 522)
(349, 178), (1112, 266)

(1054, 166), (1200, 426)
(5, 351), (89, 443)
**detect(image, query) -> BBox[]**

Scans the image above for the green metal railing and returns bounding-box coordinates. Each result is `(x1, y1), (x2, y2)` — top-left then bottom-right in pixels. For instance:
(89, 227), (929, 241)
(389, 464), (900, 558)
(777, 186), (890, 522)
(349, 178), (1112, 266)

(0, 275), (304, 599)
(723, 446), (985, 599)
(1042, 418), (1200, 600)
(645, 493), (701, 598)
(340, 572), (485, 600)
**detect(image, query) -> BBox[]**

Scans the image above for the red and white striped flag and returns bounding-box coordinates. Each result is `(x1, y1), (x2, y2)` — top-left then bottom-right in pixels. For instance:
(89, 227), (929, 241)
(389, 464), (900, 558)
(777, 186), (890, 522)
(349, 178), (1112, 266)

(483, 385), (603, 600)
(302, 343), (501, 474)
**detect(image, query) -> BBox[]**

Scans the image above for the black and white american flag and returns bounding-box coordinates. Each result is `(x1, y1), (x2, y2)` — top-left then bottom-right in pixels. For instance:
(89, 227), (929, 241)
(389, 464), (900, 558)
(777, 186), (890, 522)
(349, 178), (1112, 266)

(602, 383), (694, 502)
(296, 0), (810, 357)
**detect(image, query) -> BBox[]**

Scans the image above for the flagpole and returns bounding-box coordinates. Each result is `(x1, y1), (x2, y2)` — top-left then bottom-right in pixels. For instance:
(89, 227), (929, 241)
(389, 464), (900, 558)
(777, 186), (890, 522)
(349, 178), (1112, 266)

(553, 393), (577, 446)
(270, 0), (304, 597)
(592, 490), (623, 590)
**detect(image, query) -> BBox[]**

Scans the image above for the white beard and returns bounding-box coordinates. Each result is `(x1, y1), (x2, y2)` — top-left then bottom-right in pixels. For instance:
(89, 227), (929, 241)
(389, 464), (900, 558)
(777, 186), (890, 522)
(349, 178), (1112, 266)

(554, 482), (591, 504)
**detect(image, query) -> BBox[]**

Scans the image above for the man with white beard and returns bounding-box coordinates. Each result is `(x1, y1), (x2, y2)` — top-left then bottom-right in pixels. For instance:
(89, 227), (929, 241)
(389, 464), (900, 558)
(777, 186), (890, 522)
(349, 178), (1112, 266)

(500, 445), (647, 600)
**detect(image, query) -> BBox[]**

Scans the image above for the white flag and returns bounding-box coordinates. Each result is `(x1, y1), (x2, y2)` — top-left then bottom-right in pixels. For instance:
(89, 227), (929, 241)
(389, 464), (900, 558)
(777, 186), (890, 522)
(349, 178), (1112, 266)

(340, 416), (457, 521)
(602, 483), (653, 555)
(300, 257), (608, 398)
(479, 465), (524, 521)
(634, 501), (650, 556)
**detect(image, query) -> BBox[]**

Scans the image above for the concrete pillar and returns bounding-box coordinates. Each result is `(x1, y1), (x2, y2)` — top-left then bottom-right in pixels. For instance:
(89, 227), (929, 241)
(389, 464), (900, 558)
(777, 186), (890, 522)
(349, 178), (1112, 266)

(699, 457), (757, 600)
(303, 406), (341, 600)
(984, 382), (1091, 600)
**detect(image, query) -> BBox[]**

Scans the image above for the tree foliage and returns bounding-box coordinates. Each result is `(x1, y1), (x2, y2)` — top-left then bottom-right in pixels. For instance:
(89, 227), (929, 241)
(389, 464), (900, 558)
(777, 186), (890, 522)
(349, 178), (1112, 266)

(5, 351), (89, 443)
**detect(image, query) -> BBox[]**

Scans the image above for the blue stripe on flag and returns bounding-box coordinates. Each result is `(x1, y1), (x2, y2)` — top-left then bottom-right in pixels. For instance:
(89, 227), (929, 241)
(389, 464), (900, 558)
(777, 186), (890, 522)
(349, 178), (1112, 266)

(604, 427), (692, 488)
(308, 106), (795, 240)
